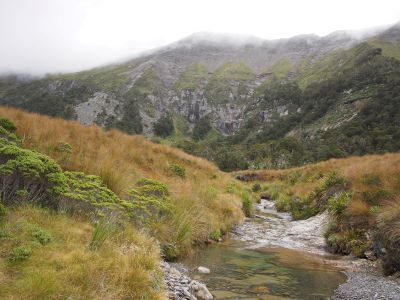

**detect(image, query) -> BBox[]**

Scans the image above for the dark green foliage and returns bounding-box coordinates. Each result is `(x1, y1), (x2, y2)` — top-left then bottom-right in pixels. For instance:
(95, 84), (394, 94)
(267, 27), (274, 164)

(0, 117), (16, 132)
(115, 98), (143, 134)
(192, 115), (212, 140)
(167, 164), (186, 178)
(176, 43), (400, 170)
(214, 147), (249, 172)
(154, 114), (174, 137)
(252, 183), (261, 192)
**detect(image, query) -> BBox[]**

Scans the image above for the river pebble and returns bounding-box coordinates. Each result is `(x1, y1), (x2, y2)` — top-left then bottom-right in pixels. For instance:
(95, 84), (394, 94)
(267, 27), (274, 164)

(332, 272), (400, 299)
(162, 261), (213, 300)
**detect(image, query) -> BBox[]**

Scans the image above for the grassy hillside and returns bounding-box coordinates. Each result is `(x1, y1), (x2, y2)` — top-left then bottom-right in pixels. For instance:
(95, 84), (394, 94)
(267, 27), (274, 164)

(0, 107), (246, 298)
(0, 107), (244, 257)
(236, 153), (400, 274)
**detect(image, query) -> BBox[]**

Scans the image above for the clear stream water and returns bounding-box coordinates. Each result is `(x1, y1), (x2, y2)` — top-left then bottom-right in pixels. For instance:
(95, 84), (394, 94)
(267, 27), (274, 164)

(181, 200), (346, 299)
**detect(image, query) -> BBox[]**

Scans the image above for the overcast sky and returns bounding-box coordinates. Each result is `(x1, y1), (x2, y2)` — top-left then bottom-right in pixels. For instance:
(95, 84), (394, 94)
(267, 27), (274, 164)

(1, 0), (400, 75)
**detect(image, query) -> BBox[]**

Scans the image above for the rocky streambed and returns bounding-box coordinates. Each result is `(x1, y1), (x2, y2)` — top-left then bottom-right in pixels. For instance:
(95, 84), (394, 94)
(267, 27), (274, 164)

(165, 199), (400, 299)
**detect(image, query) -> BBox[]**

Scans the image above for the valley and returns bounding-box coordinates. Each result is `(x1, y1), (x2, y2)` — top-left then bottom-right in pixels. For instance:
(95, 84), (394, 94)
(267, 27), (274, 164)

(1, 17), (400, 300)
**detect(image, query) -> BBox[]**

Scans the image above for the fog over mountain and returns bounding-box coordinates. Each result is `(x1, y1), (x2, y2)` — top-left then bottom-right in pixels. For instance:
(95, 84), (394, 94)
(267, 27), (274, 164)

(1, 0), (399, 75)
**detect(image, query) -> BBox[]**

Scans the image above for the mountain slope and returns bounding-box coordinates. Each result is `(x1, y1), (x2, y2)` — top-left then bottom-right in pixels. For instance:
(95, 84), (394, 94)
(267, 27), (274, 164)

(0, 28), (373, 134)
(1, 23), (399, 171)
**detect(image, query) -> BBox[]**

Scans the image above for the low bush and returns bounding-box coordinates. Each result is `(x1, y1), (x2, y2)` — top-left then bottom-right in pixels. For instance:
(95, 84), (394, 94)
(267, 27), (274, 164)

(328, 192), (351, 217)
(31, 227), (52, 245)
(0, 137), (68, 206)
(0, 117), (17, 132)
(9, 245), (32, 262)
(124, 178), (171, 224)
(252, 183), (261, 192)
(62, 171), (120, 211)
(241, 190), (254, 217)
(167, 164), (186, 178)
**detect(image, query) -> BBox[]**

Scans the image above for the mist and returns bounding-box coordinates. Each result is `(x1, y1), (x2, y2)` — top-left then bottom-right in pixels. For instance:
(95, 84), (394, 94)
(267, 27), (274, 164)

(1, 0), (399, 75)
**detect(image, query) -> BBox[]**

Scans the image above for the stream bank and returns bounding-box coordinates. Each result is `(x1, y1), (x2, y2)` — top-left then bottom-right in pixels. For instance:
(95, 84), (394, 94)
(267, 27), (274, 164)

(168, 198), (400, 299)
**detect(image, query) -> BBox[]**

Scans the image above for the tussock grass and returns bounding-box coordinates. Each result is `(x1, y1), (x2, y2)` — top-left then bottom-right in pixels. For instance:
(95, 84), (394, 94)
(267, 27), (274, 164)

(0, 205), (164, 299)
(236, 152), (400, 273)
(0, 106), (244, 258)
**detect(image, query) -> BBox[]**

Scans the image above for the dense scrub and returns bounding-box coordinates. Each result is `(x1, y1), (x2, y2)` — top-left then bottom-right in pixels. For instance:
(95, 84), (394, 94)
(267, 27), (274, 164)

(236, 153), (400, 275)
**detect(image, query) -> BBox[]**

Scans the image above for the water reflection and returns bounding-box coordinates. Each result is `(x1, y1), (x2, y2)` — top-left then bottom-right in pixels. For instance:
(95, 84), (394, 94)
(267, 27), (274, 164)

(181, 240), (345, 300)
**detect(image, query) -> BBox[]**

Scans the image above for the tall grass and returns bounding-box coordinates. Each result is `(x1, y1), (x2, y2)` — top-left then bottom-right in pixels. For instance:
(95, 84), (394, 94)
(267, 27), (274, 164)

(0, 106), (244, 257)
(0, 205), (164, 299)
(237, 152), (400, 273)
(89, 213), (119, 250)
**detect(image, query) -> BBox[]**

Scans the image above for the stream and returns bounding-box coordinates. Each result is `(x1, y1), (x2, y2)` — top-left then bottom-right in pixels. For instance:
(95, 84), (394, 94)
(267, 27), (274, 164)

(181, 199), (347, 299)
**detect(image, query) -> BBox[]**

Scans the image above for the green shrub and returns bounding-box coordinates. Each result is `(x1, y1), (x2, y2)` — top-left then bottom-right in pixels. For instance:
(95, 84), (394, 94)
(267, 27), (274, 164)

(328, 192), (351, 217)
(252, 183), (261, 192)
(32, 228), (52, 245)
(275, 193), (291, 212)
(9, 246), (32, 262)
(63, 171), (120, 207)
(241, 191), (254, 217)
(167, 164), (186, 178)
(124, 178), (171, 223)
(0, 138), (69, 206)
(210, 229), (222, 241)
(55, 142), (72, 154)
(192, 115), (212, 140)
(308, 171), (348, 210)
(153, 114), (174, 137)
(0, 117), (17, 132)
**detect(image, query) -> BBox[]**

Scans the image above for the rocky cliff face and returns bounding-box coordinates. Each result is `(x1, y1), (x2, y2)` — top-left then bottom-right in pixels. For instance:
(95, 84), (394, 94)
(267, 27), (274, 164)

(0, 24), (396, 136)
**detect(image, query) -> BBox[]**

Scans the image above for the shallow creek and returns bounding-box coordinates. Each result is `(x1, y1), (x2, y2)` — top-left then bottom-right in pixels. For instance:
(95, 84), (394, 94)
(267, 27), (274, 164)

(181, 199), (347, 299)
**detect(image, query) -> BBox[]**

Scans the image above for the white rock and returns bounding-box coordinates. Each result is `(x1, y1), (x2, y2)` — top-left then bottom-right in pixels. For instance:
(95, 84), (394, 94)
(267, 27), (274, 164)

(189, 281), (213, 300)
(197, 266), (210, 274)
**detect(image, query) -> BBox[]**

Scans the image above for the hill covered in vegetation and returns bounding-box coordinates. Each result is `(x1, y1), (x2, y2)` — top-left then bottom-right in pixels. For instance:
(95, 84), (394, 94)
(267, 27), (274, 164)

(236, 153), (400, 275)
(0, 107), (246, 298)
(1, 23), (399, 172)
